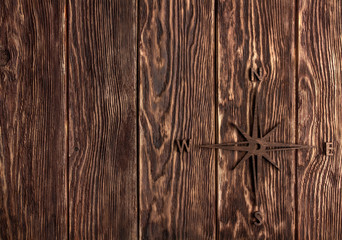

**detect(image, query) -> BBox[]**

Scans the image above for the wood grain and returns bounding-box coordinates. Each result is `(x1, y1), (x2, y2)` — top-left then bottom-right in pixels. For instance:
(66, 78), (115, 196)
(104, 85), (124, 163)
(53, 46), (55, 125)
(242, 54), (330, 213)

(297, 0), (342, 239)
(0, 1), (67, 239)
(139, 0), (216, 239)
(217, 0), (297, 238)
(68, 0), (137, 239)
(1, 1), (342, 238)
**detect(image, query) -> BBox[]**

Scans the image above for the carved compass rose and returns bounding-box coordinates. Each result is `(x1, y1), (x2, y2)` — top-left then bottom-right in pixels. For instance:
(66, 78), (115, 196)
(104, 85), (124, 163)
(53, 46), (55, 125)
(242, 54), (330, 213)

(200, 103), (312, 205)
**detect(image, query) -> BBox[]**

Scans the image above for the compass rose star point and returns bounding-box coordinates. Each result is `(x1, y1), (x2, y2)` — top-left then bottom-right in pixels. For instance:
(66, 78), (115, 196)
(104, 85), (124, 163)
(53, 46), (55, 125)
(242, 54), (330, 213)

(199, 104), (313, 204)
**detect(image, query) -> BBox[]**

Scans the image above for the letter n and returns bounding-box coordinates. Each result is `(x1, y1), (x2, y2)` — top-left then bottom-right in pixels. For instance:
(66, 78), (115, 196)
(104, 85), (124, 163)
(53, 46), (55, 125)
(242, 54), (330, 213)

(250, 67), (263, 82)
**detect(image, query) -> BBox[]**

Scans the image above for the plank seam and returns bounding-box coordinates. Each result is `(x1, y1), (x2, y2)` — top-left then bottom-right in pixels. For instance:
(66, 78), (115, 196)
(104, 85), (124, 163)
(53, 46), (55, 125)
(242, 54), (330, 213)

(294, 0), (300, 239)
(65, 0), (70, 239)
(214, 0), (219, 239)
(136, 0), (140, 239)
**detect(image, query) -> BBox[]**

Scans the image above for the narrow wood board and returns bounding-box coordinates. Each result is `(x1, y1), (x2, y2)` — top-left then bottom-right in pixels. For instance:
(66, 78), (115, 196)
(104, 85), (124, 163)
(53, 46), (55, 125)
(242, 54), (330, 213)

(139, 0), (216, 238)
(68, 0), (137, 238)
(217, 0), (296, 238)
(297, 0), (342, 239)
(0, 1), (67, 239)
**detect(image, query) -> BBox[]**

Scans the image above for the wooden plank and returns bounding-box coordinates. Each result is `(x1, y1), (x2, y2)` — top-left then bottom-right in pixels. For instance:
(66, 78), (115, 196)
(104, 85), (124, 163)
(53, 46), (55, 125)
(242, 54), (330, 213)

(139, 0), (216, 238)
(68, 0), (137, 239)
(0, 1), (67, 239)
(217, 0), (296, 238)
(297, 0), (342, 239)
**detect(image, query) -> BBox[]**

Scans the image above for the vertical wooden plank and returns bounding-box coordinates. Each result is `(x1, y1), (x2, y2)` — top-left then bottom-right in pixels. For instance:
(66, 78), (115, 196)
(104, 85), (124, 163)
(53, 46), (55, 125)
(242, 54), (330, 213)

(68, 0), (137, 239)
(139, 0), (215, 239)
(298, 0), (342, 239)
(217, 0), (296, 238)
(0, 1), (67, 239)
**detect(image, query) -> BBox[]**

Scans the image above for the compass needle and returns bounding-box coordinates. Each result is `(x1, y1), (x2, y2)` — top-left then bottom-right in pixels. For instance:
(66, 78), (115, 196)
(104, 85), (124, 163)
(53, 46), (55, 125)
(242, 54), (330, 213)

(199, 141), (249, 149)
(264, 142), (314, 151)
(225, 146), (251, 152)
(252, 104), (259, 138)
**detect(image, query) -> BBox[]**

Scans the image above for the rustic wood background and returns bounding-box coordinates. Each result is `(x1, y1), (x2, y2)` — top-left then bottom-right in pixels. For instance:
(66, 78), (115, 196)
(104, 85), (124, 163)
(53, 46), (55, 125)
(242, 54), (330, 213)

(0, 0), (341, 239)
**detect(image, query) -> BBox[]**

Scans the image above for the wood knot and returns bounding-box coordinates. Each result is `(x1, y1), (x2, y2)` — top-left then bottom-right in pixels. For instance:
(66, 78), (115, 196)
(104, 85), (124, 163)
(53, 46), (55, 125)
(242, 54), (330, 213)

(0, 49), (10, 66)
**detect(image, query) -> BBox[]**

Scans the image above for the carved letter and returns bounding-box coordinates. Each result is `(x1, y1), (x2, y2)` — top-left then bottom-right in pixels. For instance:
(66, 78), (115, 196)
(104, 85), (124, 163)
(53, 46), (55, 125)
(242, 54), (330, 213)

(250, 67), (263, 82)
(176, 139), (191, 153)
(253, 211), (263, 226)
(325, 142), (334, 156)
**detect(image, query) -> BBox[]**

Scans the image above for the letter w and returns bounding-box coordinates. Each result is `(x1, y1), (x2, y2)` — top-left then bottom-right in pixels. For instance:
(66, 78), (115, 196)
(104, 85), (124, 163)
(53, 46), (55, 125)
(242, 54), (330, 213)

(176, 139), (191, 153)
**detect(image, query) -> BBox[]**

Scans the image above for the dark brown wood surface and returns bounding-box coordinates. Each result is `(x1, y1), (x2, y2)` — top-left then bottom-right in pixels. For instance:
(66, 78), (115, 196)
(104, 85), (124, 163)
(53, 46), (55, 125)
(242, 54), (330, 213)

(0, 0), (342, 239)
(0, 1), (67, 239)
(139, 0), (216, 239)
(67, 0), (137, 239)
(217, 0), (296, 238)
(297, 0), (342, 239)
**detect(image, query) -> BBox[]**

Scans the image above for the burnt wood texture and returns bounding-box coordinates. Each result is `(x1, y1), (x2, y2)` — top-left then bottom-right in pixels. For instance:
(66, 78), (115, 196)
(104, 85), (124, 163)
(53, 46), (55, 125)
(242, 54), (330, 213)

(297, 0), (342, 239)
(0, 1), (67, 239)
(0, 0), (341, 239)
(217, 0), (296, 239)
(68, 0), (137, 239)
(139, 0), (216, 239)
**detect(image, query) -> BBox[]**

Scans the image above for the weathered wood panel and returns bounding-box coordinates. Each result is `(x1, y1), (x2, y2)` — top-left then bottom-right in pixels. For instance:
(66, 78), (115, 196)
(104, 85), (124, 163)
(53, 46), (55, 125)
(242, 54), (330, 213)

(68, 0), (137, 239)
(0, 1), (67, 239)
(297, 0), (342, 239)
(139, 0), (216, 238)
(217, 0), (296, 238)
